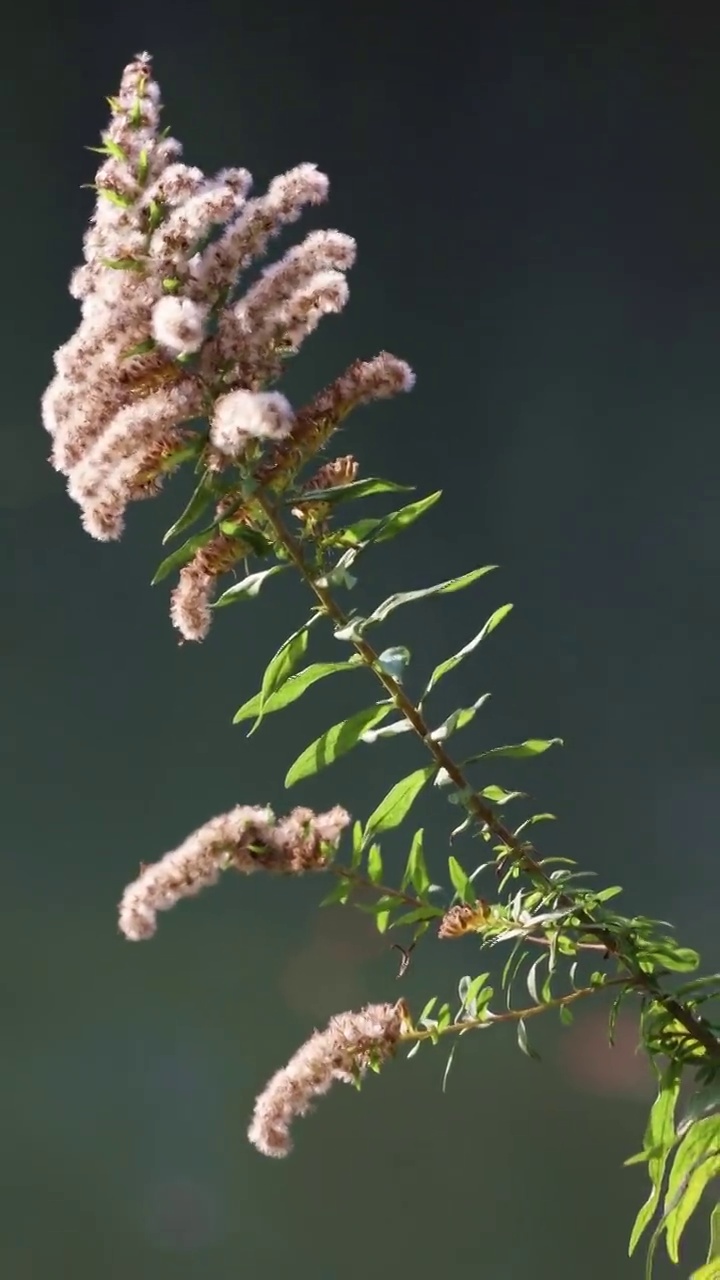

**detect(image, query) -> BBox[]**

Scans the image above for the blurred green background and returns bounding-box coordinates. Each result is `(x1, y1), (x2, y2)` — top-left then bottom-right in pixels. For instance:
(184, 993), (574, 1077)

(3, 1), (719, 1276)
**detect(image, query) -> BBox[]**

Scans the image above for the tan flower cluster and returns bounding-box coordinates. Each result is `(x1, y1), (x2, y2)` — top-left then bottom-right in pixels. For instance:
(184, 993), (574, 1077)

(437, 900), (490, 939)
(248, 1001), (405, 1157)
(42, 53), (415, 640)
(119, 802), (350, 940)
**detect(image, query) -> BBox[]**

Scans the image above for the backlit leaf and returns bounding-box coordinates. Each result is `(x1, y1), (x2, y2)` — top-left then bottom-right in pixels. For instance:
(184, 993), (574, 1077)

(402, 829), (430, 895)
(216, 564), (287, 608)
(465, 738), (563, 763)
(425, 602), (514, 696)
(151, 528), (216, 584)
(663, 1114), (720, 1263)
(285, 704), (392, 787)
(232, 658), (359, 724)
(163, 469), (215, 544)
(290, 476), (413, 506)
(364, 767), (435, 843)
(448, 855), (476, 905)
(628, 1062), (682, 1256)
(363, 566), (497, 628)
(252, 622), (312, 733)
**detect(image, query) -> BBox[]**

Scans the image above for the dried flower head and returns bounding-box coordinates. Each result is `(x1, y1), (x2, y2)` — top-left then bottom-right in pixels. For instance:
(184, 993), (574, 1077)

(248, 1001), (405, 1157)
(437, 901), (490, 939)
(119, 803), (350, 940)
(151, 295), (209, 355)
(209, 389), (294, 458)
(44, 53), (415, 640)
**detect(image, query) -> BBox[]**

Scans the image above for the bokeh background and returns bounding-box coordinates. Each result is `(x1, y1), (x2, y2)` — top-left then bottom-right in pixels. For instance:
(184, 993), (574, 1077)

(3, 1), (719, 1276)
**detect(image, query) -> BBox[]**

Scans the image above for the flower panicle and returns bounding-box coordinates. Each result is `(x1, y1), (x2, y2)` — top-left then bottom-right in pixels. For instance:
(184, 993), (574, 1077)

(248, 1000), (407, 1158)
(118, 803), (351, 941)
(43, 53), (415, 639)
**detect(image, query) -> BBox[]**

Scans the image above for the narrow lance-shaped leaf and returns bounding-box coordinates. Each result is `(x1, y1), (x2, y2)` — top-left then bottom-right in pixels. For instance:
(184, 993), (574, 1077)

(332, 492), (441, 554)
(448, 855), (477, 905)
(366, 843), (383, 884)
(289, 476), (413, 507)
(464, 738), (563, 763)
(252, 620), (314, 733)
(662, 1114), (720, 1263)
(627, 1061), (682, 1257)
(360, 566), (497, 629)
(151, 527), (216, 585)
(516, 1018), (541, 1061)
(424, 603), (514, 698)
(481, 784), (526, 805)
(233, 658), (361, 725)
(285, 704), (392, 787)
(429, 693), (491, 742)
(362, 490), (442, 546)
(401, 828), (430, 895)
(215, 564), (288, 608)
(163, 469), (215, 544)
(390, 905), (444, 929)
(364, 766), (436, 844)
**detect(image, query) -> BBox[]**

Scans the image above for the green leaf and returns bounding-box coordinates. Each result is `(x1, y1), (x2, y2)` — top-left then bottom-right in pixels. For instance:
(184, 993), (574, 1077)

(363, 566), (497, 628)
(375, 646), (412, 681)
(527, 954), (548, 1004)
(319, 878), (352, 907)
(216, 564), (288, 610)
(367, 843), (383, 884)
(516, 1018), (541, 1060)
(253, 623), (311, 732)
(97, 186), (133, 208)
(163, 470), (216, 544)
(367, 491), (442, 543)
(350, 820), (364, 870)
(285, 704), (392, 787)
(514, 813), (557, 835)
(151, 528), (216, 584)
(364, 767), (435, 844)
(465, 738), (563, 763)
(390, 905), (444, 928)
(663, 1114), (720, 1263)
(442, 1043), (458, 1093)
(419, 997), (438, 1022)
(137, 147), (149, 184)
(360, 718), (413, 744)
(87, 138), (127, 161)
(425, 603), (514, 696)
(232, 658), (359, 724)
(628, 1061), (682, 1256)
(480, 784), (526, 805)
(401, 829), (430, 895)
(706, 1200), (720, 1263)
(679, 1079), (720, 1138)
(637, 940), (701, 974)
(462, 973), (491, 1015)
(430, 694), (492, 742)
(448, 855), (476, 905)
(291, 476), (413, 506)
(100, 256), (145, 272)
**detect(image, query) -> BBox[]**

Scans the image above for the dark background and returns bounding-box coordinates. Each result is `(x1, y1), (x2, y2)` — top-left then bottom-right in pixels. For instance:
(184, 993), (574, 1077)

(3, 1), (719, 1276)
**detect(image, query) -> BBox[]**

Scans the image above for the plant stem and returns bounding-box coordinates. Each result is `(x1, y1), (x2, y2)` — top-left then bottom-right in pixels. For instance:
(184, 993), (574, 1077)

(401, 974), (637, 1044)
(254, 490), (720, 1064)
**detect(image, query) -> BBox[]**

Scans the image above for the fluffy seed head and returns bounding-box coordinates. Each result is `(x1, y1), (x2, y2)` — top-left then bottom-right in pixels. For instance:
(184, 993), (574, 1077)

(248, 1002), (405, 1158)
(151, 296), (209, 355)
(210, 389), (294, 458)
